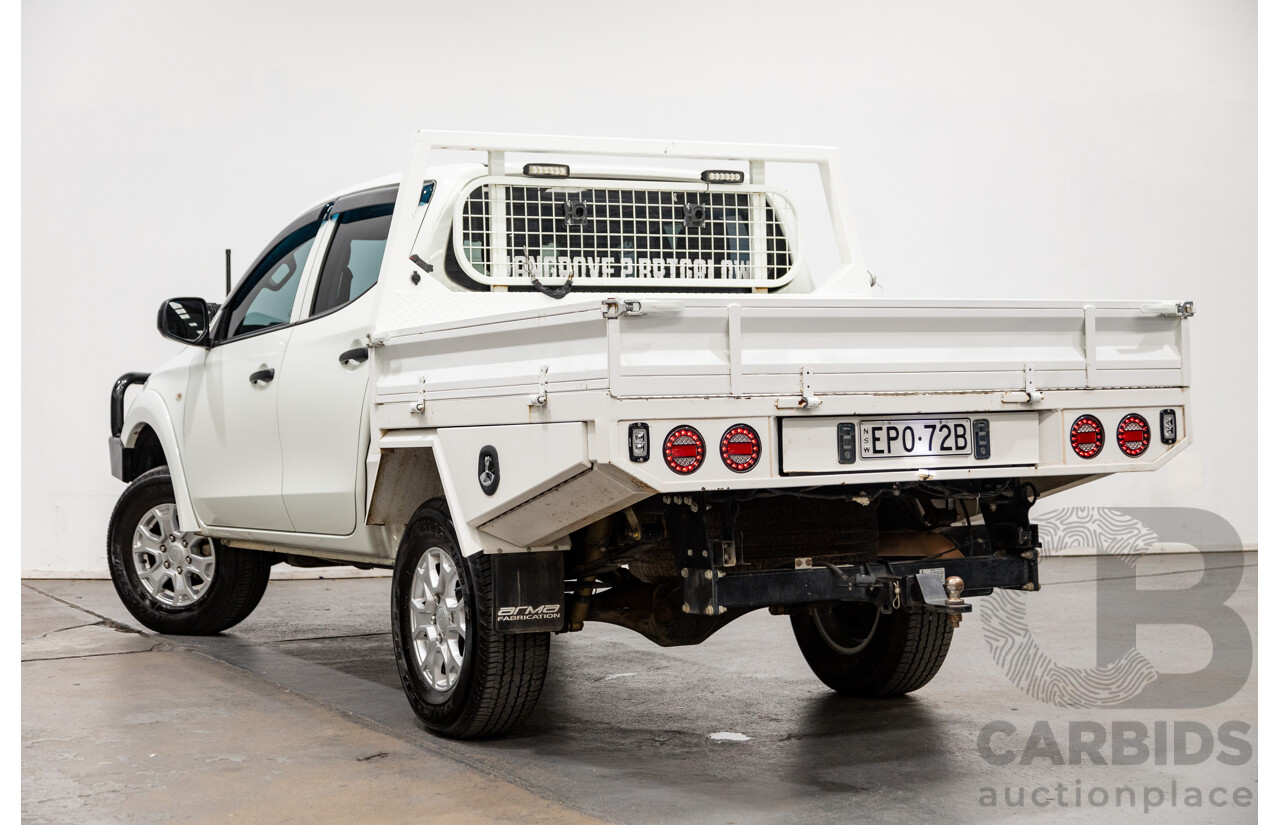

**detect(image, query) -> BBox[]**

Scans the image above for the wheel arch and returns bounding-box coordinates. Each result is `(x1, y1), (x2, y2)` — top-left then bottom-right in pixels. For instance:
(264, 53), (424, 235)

(119, 389), (200, 533)
(370, 426), (625, 559)
(368, 445), (446, 527)
(118, 424), (165, 480)
(367, 438), (486, 558)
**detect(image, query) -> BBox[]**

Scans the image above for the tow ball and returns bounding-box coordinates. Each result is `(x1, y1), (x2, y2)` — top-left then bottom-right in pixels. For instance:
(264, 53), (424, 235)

(915, 569), (972, 627)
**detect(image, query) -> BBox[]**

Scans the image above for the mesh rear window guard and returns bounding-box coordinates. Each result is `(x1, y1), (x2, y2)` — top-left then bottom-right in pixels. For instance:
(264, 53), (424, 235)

(451, 177), (799, 289)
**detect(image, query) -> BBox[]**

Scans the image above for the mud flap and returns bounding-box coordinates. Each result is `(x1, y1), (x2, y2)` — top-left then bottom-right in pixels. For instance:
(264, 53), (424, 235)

(490, 552), (565, 633)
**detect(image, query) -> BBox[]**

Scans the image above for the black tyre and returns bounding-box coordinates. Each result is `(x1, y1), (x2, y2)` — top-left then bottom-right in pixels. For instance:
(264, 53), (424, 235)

(791, 602), (953, 697)
(107, 467), (272, 635)
(391, 501), (550, 739)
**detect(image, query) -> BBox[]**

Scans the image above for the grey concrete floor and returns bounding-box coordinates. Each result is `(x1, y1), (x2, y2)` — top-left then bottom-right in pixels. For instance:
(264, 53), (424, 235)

(23, 553), (1257, 824)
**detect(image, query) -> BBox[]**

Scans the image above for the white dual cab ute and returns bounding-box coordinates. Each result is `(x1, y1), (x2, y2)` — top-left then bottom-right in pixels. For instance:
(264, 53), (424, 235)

(107, 131), (1193, 739)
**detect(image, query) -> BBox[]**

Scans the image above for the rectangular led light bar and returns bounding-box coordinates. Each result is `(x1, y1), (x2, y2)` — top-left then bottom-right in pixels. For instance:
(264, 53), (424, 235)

(701, 169), (745, 184)
(523, 163), (570, 178)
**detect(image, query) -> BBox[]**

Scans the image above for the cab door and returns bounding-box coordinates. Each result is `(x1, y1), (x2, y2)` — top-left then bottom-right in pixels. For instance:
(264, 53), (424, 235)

(276, 191), (395, 535)
(183, 216), (326, 531)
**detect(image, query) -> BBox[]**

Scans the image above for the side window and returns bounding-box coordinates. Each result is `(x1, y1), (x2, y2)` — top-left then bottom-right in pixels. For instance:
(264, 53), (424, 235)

(223, 223), (319, 340)
(310, 206), (393, 317)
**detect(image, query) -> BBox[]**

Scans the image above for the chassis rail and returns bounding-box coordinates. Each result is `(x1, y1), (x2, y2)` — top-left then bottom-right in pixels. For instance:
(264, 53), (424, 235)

(681, 552), (1040, 617)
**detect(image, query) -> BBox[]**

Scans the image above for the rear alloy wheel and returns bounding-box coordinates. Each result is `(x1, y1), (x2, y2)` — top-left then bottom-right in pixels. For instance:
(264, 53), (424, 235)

(391, 501), (549, 739)
(408, 546), (468, 692)
(791, 602), (953, 697)
(107, 467), (272, 635)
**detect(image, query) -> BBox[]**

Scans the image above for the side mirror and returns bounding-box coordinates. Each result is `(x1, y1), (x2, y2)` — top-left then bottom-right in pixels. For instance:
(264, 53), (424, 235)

(157, 297), (212, 346)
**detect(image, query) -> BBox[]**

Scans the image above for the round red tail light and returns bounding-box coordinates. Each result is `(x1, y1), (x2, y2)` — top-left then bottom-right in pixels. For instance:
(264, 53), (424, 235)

(1069, 414), (1105, 459)
(720, 424), (762, 472)
(1116, 413), (1151, 457)
(662, 426), (706, 474)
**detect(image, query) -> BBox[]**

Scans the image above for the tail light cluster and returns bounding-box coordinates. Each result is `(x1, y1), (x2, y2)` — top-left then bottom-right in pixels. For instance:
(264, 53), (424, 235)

(719, 424), (762, 473)
(656, 423), (762, 474)
(1071, 412), (1166, 460)
(1069, 414), (1105, 459)
(662, 426), (706, 474)
(1116, 413), (1152, 457)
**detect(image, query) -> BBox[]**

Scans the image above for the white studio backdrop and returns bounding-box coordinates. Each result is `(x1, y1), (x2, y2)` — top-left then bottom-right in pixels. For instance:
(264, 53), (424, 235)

(22, 0), (1257, 575)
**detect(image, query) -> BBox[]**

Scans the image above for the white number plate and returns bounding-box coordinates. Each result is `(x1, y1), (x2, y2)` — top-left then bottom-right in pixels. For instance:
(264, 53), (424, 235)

(860, 418), (973, 459)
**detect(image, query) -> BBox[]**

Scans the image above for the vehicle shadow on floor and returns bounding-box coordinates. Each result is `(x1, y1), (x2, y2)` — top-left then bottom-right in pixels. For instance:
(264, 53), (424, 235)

(255, 609), (962, 822)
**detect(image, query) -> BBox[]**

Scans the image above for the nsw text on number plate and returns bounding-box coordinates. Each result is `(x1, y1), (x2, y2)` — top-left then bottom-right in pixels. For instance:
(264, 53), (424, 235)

(860, 418), (973, 459)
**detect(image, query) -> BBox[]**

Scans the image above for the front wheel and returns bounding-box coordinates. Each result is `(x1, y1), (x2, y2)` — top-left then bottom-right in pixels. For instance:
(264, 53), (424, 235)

(391, 502), (550, 739)
(791, 602), (953, 697)
(107, 467), (272, 635)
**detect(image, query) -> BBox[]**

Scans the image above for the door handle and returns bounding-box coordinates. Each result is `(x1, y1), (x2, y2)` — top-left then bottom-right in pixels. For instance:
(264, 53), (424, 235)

(338, 347), (369, 366)
(249, 368), (275, 385)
